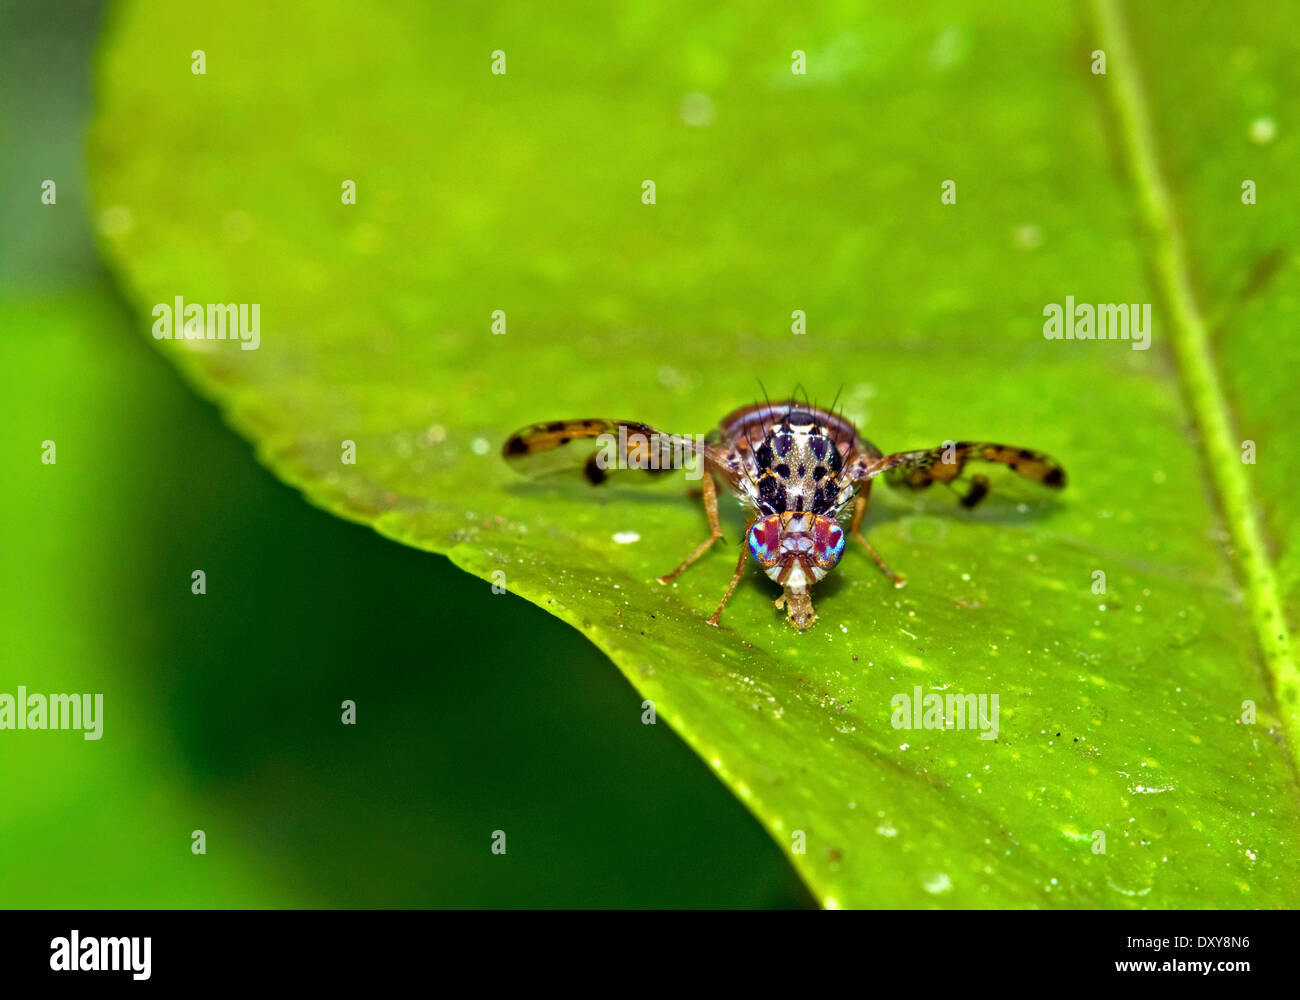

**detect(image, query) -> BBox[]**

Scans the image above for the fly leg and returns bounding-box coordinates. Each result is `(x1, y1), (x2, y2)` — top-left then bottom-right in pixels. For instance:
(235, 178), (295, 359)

(706, 520), (756, 627)
(656, 473), (724, 583)
(849, 484), (905, 588)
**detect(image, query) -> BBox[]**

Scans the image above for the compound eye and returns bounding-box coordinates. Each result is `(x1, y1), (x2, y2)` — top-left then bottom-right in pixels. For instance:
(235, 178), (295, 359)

(747, 518), (781, 568)
(812, 519), (846, 569)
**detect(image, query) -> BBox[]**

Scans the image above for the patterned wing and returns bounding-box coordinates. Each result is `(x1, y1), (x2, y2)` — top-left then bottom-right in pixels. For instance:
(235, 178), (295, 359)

(846, 441), (1066, 507)
(502, 418), (726, 485)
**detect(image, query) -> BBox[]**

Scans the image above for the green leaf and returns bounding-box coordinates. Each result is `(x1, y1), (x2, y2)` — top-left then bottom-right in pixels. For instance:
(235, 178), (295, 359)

(89, 0), (1300, 907)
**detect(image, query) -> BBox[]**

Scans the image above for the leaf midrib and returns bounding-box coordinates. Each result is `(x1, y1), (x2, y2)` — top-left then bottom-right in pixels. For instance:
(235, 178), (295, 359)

(1090, 0), (1300, 771)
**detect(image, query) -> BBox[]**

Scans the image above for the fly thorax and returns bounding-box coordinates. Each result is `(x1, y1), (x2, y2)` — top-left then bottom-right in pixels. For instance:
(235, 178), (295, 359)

(751, 415), (847, 517)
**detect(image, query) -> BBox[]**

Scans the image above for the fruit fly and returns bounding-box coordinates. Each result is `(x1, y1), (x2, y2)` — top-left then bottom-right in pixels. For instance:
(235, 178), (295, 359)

(502, 401), (1066, 631)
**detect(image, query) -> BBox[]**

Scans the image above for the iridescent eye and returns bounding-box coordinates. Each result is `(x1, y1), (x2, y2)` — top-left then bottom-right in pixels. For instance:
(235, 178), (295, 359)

(811, 518), (846, 569)
(747, 518), (781, 567)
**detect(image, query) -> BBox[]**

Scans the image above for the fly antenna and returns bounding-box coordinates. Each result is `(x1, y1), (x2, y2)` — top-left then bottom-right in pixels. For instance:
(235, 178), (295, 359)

(827, 384), (844, 417)
(826, 384), (845, 449)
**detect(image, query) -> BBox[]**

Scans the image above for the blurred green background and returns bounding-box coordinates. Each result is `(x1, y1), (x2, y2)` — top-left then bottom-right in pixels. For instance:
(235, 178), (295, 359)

(0, 0), (810, 908)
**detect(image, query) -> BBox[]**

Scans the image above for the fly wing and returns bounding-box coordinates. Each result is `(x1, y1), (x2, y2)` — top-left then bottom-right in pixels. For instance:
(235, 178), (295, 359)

(502, 418), (730, 486)
(845, 440), (1066, 507)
